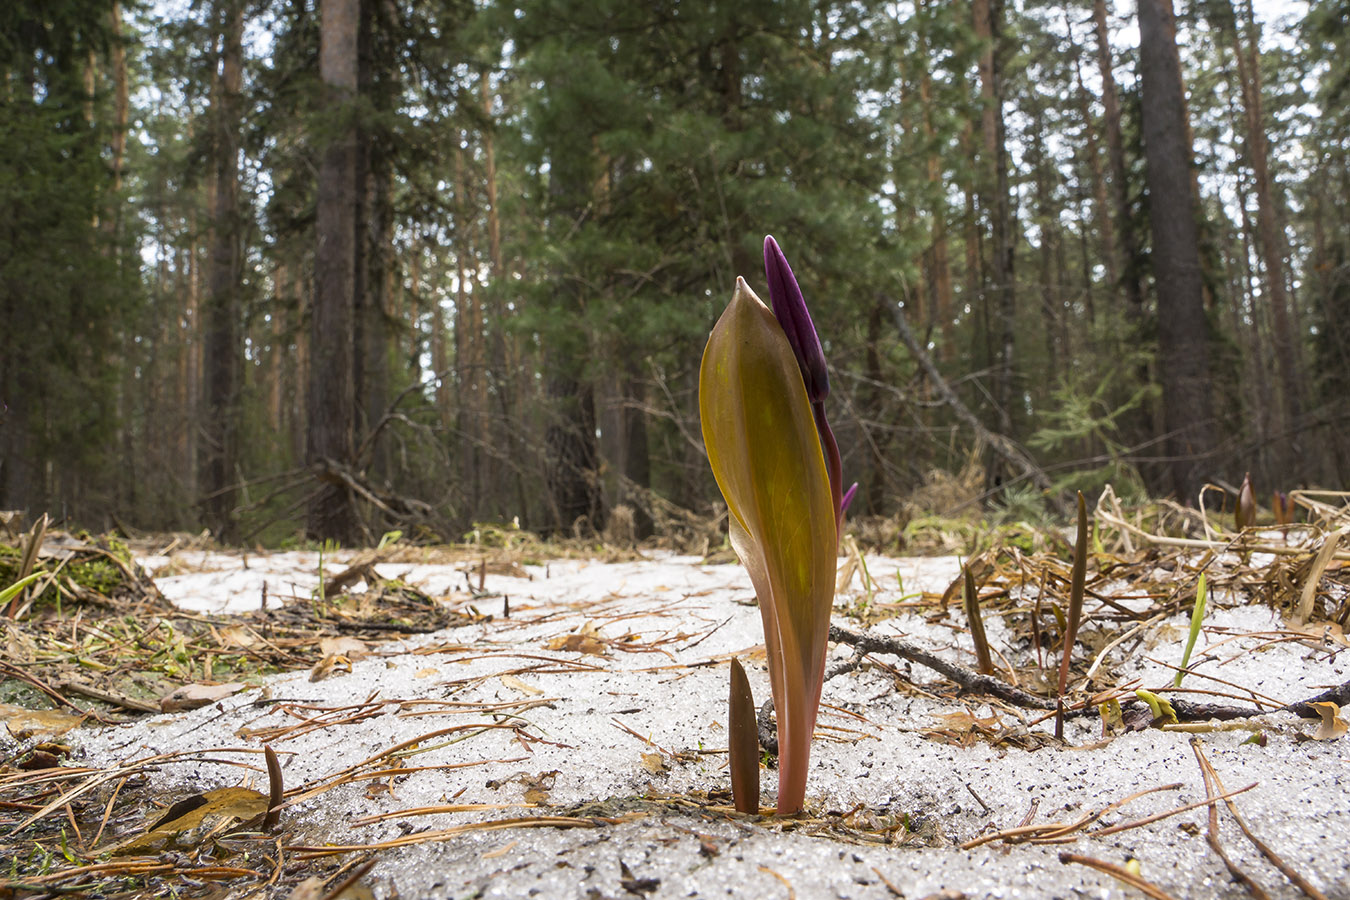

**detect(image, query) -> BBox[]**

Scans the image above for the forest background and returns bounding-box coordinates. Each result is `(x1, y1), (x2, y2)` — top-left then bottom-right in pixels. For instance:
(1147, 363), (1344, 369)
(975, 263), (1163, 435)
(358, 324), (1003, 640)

(2, 0), (1347, 546)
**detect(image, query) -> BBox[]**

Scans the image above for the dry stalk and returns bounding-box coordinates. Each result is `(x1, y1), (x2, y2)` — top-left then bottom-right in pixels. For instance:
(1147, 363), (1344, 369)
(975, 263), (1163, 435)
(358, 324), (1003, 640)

(1058, 852), (1183, 900)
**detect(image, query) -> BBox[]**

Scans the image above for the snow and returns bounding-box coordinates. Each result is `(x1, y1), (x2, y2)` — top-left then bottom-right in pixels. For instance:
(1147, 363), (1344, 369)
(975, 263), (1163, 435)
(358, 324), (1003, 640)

(69, 550), (1350, 898)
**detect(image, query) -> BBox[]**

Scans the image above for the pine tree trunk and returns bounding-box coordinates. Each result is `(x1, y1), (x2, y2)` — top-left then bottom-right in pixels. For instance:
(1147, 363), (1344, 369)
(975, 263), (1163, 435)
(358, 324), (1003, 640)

(109, 3), (128, 196)
(1093, 0), (1145, 318)
(200, 0), (244, 540)
(618, 368), (654, 539)
(973, 0), (1015, 437)
(1068, 29), (1116, 309)
(1226, 0), (1304, 440)
(454, 131), (486, 515)
(917, 0), (955, 361)
(1031, 112), (1060, 384)
(1138, 0), (1217, 501)
(308, 0), (361, 542)
(543, 164), (604, 535)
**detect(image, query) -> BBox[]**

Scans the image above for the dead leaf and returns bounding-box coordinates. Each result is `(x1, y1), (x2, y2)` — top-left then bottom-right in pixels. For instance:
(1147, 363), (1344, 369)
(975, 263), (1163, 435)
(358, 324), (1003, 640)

(106, 786), (269, 854)
(501, 674), (544, 695)
(521, 770), (558, 805)
(0, 703), (84, 740)
(319, 636), (369, 659)
(1310, 701), (1348, 741)
(1291, 621), (1350, 648)
(159, 682), (245, 712)
(335, 885), (375, 900)
(930, 708), (1000, 733)
(310, 654), (352, 682)
(286, 876), (327, 900)
(18, 742), (69, 770)
(545, 622), (609, 656)
(216, 624), (258, 648)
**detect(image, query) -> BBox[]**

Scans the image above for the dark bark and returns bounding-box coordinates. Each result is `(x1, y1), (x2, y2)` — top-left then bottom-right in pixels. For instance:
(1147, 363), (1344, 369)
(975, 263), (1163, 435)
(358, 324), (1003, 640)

(454, 130), (486, 514)
(353, 0), (395, 484)
(973, 0), (1016, 438)
(1030, 109), (1061, 383)
(1224, 0), (1304, 445)
(1093, 0), (1146, 318)
(618, 370), (654, 540)
(308, 0), (361, 542)
(200, 0), (244, 540)
(1068, 23), (1114, 315)
(544, 369), (603, 535)
(1138, 0), (1217, 501)
(917, 0), (955, 362)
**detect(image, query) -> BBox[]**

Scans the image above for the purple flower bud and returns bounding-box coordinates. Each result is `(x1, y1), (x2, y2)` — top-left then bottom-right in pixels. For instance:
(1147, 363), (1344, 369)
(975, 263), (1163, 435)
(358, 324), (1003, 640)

(764, 235), (830, 404)
(841, 483), (859, 516)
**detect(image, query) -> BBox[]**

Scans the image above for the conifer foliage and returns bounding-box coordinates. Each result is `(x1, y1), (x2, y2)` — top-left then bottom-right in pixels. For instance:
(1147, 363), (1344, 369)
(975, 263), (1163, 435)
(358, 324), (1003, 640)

(1, 0), (1345, 536)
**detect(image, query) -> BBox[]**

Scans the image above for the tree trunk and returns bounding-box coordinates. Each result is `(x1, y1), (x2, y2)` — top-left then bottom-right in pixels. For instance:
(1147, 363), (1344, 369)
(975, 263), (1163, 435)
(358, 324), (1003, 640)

(618, 368), (654, 539)
(355, 0), (392, 482)
(1030, 111), (1060, 384)
(544, 368), (603, 534)
(109, 3), (128, 195)
(1138, 0), (1217, 501)
(1068, 23), (1115, 313)
(1094, 0), (1146, 319)
(482, 71), (503, 276)
(972, 0), (1015, 438)
(308, 0), (361, 542)
(200, 0), (244, 540)
(454, 131), (486, 514)
(917, 0), (955, 361)
(1225, 0), (1303, 442)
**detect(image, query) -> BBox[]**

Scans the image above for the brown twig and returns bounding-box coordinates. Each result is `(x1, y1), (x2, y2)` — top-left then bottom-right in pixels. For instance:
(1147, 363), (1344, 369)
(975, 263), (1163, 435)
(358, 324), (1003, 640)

(1058, 852), (1182, 900)
(1192, 738), (1329, 900)
(319, 858), (377, 900)
(1191, 739), (1271, 899)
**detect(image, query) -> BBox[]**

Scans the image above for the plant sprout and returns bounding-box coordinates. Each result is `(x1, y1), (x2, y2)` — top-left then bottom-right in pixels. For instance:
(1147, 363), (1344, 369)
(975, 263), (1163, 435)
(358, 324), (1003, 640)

(1175, 571), (1207, 688)
(699, 236), (853, 814)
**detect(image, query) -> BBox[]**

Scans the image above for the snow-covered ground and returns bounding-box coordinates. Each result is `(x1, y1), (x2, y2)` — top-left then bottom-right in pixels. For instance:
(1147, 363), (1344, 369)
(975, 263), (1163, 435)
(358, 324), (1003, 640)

(71, 550), (1350, 899)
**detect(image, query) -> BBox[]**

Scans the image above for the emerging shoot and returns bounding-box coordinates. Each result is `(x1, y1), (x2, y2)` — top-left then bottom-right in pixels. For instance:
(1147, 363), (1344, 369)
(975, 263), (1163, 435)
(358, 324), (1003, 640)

(1055, 491), (1088, 740)
(962, 565), (994, 676)
(728, 658), (760, 814)
(1175, 572), (1207, 688)
(699, 238), (846, 814)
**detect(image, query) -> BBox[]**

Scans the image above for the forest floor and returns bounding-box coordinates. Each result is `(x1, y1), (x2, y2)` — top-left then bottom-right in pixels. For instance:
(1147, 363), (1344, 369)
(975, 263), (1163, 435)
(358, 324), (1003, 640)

(1, 503), (1348, 900)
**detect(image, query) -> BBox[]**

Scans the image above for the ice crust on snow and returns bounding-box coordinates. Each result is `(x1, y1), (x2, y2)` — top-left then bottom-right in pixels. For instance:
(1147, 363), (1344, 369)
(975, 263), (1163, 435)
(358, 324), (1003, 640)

(66, 551), (1350, 898)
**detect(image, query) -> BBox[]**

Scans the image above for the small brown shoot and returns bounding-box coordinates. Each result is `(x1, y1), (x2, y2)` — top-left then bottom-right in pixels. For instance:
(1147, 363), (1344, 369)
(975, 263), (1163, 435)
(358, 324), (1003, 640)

(728, 657), (760, 814)
(263, 744), (283, 831)
(1273, 490), (1295, 526)
(962, 565), (994, 676)
(1056, 491), (1088, 739)
(1236, 473), (1256, 530)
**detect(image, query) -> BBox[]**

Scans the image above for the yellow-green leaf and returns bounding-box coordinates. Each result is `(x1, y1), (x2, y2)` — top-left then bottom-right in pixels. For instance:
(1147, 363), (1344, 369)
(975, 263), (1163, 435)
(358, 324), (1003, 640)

(106, 786), (270, 854)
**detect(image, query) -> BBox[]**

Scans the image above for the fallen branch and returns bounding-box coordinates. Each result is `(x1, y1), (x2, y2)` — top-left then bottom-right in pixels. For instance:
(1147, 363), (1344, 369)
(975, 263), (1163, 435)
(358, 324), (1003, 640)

(884, 294), (1063, 512)
(751, 622), (1350, 754)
